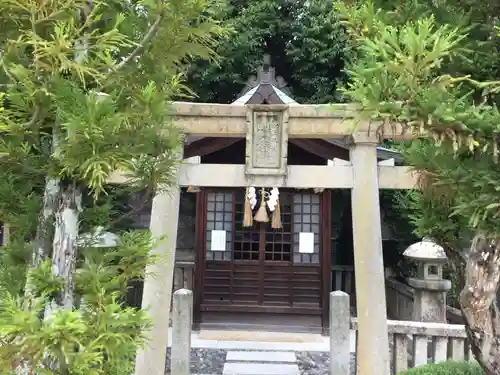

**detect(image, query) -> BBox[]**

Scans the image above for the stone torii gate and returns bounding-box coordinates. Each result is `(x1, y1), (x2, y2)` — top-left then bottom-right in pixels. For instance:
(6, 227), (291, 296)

(111, 102), (418, 375)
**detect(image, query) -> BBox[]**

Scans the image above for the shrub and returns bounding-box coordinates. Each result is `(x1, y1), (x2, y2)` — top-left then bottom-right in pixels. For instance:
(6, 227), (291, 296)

(0, 230), (154, 374)
(398, 361), (484, 375)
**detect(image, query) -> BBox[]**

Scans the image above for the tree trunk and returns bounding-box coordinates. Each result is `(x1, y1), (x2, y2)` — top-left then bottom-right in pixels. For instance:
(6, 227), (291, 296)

(24, 178), (60, 296)
(459, 235), (500, 375)
(16, 180), (61, 375)
(33, 178), (60, 265)
(46, 184), (82, 315)
(26, 132), (61, 296)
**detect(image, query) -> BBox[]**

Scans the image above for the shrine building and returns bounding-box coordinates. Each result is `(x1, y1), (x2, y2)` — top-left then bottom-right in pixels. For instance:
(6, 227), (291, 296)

(108, 57), (419, 375)
(156, 63), (413, 333)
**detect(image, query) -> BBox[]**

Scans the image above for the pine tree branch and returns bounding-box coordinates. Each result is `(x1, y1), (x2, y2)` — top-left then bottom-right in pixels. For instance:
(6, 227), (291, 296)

(114, 0), (166, 72)
(1, 157), (45, 177)
(24, 105), (41, 128)
(108, 187), (153, 227)
(35, 6), (73, 26)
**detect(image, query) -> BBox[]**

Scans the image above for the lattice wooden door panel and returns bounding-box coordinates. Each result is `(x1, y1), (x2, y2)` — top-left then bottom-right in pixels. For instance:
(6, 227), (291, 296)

(202, 189), (322, 313)
(264, 193), (292, 261)
(233, 190), (293, 262)
(292, 193), (320, 264)
(205, 191), (233, 261)
(233, 191), (260, 261)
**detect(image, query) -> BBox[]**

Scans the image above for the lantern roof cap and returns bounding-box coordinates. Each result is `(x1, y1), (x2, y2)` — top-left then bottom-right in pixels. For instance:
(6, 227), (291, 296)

(403, 237), (446, 261)
(77, 226), (119, 248)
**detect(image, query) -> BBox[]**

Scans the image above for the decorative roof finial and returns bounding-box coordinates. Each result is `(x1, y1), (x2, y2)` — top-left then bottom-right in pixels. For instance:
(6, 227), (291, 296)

(263, 54), (271, 72)
(237, 54), (290, 98)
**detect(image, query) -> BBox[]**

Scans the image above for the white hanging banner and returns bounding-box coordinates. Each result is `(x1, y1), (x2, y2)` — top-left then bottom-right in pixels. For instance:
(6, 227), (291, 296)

(299, 232), (314, 254)
(211, 230), (226, 251)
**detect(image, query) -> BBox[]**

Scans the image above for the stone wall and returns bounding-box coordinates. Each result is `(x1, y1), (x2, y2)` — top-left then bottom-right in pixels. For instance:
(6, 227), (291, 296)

(385, 277), (415, 321)
(386, 276), (464, 324)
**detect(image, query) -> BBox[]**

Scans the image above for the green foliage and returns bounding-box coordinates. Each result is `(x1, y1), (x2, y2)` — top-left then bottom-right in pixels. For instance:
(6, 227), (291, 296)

(336, 0), (500, 144)
(29, 260), (66, 300)
(379, 190), (419, 276)
(0, 240), (31, 296)
(339, 0), (500, 366)
(0, 168), (43, 241)
(394, 145), (472, 247)
(397, 361), (484, 375)
(337, 0), (500, 83)
(0, 0), (230, 373)
(76, 230), (156, 300)
(0, 0), (229, 200)
(186, 0), (349, 104)
(0, 231), (153, 375)
(338, 0), (500, 241)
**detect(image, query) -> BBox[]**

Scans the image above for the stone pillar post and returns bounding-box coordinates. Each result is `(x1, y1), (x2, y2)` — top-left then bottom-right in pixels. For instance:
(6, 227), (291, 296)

(349, 133), (390, 375)
(2, 223), (10, 245)
(171, 289), (193, 375)
(330, 291), (350, 375)
(134, 151), (183, 375)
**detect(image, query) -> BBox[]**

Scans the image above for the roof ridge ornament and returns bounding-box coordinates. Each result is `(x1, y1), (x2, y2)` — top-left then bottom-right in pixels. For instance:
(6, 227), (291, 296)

(239, 54), (289, 97)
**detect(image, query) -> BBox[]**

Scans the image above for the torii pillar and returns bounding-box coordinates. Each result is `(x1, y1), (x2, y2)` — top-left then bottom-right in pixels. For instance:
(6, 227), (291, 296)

(134, 150), (184, 375)
(349, 133), (390, 375)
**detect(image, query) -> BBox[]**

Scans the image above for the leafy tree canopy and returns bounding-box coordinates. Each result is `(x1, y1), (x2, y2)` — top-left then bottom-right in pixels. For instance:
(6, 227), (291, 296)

(336, 0), (500, 251)
(186, 0), (349, 104)
(338, 0), (500, 371)
(0, 0), (230, 373)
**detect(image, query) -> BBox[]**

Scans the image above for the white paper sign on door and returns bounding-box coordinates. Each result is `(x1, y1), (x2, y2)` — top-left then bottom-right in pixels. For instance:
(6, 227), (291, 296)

(299, 232), (314, 253)
(210, 230), (226, 251)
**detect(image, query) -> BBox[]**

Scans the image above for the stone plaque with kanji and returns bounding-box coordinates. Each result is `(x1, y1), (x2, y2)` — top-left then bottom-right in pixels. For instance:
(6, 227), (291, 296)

(245, 105), (288, 176)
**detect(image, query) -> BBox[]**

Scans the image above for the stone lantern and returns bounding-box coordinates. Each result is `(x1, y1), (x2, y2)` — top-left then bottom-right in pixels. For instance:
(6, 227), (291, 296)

(403, 237), (451, 323)
(77, 226), (119, 248)
(76, 227), (119, 307)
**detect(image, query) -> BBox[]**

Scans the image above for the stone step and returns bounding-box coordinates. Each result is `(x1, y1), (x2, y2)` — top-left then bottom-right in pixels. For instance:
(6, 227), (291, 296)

(226, 351), (297, 363)
(223, 362), (300, 375)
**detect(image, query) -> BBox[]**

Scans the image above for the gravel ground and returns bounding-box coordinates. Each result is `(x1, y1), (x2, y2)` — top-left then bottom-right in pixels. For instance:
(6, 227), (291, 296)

(165, 348), (227, 375)
(164, 340), (393, 375)
(296, 351), (357, 375)
(165, 349), (361, 375)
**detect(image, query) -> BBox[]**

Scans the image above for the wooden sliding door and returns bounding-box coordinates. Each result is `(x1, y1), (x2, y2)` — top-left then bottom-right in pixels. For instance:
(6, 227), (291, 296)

(200, 189), (323, 315)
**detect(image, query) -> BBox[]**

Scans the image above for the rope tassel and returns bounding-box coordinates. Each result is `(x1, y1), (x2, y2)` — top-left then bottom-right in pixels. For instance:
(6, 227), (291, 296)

(271, 199), (281, 229)
(267, 187), (281, 229)
(243, 187), (254, 227)
(254, 188), (269, 223)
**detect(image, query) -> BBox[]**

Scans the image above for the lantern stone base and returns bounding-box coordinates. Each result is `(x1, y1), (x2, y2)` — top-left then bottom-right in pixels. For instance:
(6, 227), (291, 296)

(407, 277), (452, 323)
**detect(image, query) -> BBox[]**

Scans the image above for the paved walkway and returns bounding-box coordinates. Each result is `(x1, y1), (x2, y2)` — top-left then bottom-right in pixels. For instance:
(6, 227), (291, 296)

(165, 329), (357, 375)
(167, 329), (356, 352)
(223, 350), (300, 375)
